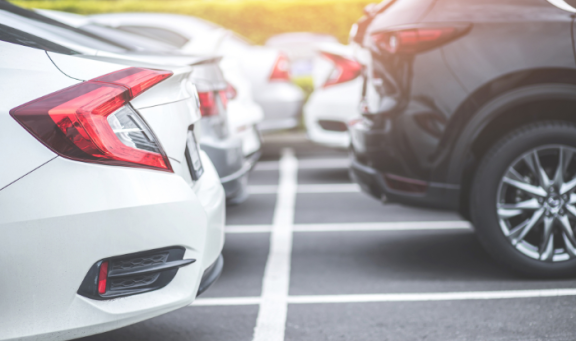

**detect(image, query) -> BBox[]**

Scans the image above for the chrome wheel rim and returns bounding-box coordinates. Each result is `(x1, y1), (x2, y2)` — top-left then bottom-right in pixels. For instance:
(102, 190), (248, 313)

(497, 145), (576, 262)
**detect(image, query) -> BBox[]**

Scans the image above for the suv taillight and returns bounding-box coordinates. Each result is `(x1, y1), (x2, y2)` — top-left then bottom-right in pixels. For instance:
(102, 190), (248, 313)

(371, 23), (472, 54)
(321, 52), (362, 88)
(269, 53), (291, 81)
(10, 67), (173, 172)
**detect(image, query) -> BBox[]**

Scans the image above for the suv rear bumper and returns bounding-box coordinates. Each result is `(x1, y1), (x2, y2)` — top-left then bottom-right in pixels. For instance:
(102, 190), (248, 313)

(349, 155), (461, 210)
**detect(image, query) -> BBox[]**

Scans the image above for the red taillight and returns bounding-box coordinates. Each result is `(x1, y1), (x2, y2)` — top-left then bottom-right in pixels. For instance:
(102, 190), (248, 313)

(10, 67), (173, 172)
(269, 53), (291, 81)
(98, 261), (108, 294)
(321, 52), (362, 88)
(198, 91), (218, 117)
(371, 23), (471, 54)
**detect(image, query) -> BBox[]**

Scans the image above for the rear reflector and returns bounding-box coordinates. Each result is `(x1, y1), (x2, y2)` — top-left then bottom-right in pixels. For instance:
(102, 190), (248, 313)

(269, 53), (291, 81)
(371, 23), (472, 54)
(321, 52), (362, 88)
(98, 261), (108, 294)
(10, 67), (173, 172)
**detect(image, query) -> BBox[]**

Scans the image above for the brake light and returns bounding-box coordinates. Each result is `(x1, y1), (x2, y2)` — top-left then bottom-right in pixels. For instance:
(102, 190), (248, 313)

(10, 67), (173, 172)
(321, 52), (362, 88)
(269, 53), (291, 81)
(371, 23), (471, 54)
(198, 91), (218, 116)
(98, 261), (108, 294)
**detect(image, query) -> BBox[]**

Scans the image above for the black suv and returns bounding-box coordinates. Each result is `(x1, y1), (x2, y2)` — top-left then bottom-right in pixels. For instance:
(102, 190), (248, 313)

(349, 0), (576, 277)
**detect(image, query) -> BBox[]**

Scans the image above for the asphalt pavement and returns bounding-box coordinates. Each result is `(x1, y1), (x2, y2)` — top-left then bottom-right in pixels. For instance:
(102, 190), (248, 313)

(80, 134), (576, 341)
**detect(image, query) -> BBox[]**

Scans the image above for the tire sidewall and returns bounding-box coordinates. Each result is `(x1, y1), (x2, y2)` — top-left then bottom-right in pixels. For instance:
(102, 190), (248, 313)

(471, 122), (576, 277)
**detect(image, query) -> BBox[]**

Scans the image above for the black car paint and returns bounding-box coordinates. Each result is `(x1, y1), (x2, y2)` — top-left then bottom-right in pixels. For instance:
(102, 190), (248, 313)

(350, 0), (576, 215)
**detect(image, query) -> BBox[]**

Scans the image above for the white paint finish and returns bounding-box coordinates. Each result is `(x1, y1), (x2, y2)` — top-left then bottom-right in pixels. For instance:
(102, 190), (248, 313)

(225, 221), (472, 234)
(0, 43), (74, 190)
(254, 158), (350, 171)
(252, 148), (297, 341)
(192, 288), (576, 307)
(0, 42), (226, 340)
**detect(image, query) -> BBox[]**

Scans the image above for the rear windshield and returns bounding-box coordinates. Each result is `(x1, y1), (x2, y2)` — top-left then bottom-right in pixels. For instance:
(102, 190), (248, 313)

(0, 23), (78, 55)
(117, 25), (190, 48)
(0, 1), (130, 53)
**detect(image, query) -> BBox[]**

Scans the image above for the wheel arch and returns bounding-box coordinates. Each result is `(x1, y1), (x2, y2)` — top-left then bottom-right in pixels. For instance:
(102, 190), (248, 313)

(449, 71), (576, 218)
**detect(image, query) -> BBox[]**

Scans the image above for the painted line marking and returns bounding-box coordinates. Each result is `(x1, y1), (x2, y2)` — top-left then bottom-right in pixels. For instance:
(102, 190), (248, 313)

(252, 148), (297, 341)
(225, 221), (472, 234)
(248, 183), (360, 195)
(192, 288), (576, 307)
(254, 158), (349, 171)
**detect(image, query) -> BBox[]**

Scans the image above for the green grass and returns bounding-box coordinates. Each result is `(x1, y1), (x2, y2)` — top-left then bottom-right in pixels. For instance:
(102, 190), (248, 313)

(12, 0), (372, 44)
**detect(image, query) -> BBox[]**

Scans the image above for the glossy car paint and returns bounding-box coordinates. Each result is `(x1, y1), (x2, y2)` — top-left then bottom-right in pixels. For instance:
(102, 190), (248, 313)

(305, 43), (363, 148)
(1, 4), (257, 204)
(0, 41), (225, 340)
(350, 0), (576, 213)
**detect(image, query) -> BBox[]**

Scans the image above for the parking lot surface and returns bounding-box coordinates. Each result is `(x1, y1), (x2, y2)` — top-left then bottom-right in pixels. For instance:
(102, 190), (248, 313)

(81, 134), (576, 341)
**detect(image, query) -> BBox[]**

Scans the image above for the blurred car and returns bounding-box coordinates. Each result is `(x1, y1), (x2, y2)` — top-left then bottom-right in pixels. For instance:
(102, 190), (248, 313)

(88, 13), (305, 132)
(35, 8), (265, 161)
(349, 0), (576, 277)
(0, 26), (224, 339)
(304, 42), (363, 148)
(265, 32), (339, 77)
(1, 3), (258, 204)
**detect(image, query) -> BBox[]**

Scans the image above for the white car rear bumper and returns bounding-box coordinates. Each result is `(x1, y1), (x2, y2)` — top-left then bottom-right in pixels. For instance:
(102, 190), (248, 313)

(0, 151), (225, 340)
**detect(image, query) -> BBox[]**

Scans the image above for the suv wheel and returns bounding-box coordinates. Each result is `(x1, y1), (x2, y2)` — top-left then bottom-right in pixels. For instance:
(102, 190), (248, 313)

(471, 121), (576, 277)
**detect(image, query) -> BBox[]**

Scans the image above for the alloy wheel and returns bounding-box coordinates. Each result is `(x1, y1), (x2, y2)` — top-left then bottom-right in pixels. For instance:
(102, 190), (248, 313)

(497, 145), (576, 262)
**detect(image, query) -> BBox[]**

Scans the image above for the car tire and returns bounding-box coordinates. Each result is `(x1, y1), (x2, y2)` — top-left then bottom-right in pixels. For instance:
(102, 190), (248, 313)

(471, 120), (576, 278)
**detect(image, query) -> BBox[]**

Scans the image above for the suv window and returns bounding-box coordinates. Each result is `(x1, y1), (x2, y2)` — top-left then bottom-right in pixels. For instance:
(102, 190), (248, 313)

(0, 23), (78, 55)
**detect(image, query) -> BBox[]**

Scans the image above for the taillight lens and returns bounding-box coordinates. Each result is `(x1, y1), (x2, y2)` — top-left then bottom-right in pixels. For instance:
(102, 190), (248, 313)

(321, 52), (362, 88)
(198, 90), (229, 117)
(10, 67), (173, 172)
(198, 91), (218, 117)
(269, 53), (291, 81)
(371, 23), (472, 54)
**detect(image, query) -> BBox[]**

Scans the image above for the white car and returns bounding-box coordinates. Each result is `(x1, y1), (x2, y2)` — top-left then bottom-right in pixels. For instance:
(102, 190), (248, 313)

(3, 4), (259, 204)
(87, 13), (305, 132)
(34, 9), (265, 156)
(304, 43), (364, 148)
(0, 26), (225, 340)
(265, 32), (339, 77)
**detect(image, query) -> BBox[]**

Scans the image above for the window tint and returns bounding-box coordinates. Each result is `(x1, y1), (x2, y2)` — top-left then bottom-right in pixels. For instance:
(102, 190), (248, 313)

(0, 23), (78, 55)
(118, 26), (189, 48)
(80, 24), (178, 52)
(0, 1), (129, 52)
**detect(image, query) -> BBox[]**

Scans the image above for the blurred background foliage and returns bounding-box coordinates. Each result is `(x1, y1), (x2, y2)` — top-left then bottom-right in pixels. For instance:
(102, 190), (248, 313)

(11, 0), (372, 44)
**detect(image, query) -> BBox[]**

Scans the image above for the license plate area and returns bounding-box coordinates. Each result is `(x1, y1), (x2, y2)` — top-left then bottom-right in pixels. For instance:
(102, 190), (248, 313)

(185, 129), (204, 180)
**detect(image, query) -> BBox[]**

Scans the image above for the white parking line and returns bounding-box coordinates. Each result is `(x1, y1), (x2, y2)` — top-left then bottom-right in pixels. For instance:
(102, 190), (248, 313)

(252, 148), (297, 341)
(248, 183), (360, 194)
(192, 288), (576, 307)
(225, 221), (473, 234)
(254, 158), (349, 171)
